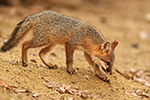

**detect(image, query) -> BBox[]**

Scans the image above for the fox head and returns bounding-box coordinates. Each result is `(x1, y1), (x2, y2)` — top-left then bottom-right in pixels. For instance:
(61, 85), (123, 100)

(95, 40), (119, 74)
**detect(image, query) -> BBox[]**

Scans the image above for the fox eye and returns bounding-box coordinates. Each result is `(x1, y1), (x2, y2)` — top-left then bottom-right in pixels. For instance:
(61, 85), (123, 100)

(106, 62), (110, 66)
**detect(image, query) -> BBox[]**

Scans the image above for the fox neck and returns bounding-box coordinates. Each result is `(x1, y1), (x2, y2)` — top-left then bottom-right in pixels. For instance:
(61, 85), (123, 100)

(84, 43), (102, 56)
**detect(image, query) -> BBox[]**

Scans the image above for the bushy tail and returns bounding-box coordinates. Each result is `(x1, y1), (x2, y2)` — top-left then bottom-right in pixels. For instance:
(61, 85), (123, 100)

(1, 18), (32, 52)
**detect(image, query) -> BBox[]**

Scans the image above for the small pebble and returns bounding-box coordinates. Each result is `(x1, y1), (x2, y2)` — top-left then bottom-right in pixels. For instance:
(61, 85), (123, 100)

(32, 54), (36, 56)
(116, 88), (119, 91)
(28, 69), (32, 72)
(30, 59), (37, 63)
(111, 89), (114, 92)
(113, 76), (117, 79)
(51, 53), (57, 57)
(76, 68), (80, 70)
(71, 81), (76, 84)
(122, 87), (125, 90)
(6, 69), (9, 72)
(83, 75), (89, 80)
(131, 43), (140, 49)
(32, 93), (39, 98)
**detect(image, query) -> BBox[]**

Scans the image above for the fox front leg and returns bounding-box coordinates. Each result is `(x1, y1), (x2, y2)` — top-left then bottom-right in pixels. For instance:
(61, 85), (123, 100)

(65, 43), (76, 74)
(84, 52), (110, 83)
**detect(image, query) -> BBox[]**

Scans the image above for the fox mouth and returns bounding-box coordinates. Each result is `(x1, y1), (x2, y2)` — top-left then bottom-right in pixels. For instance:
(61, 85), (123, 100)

(101, 61), (112, 72)
(102, 65), (111, 73)
(101, 64), (109, 71)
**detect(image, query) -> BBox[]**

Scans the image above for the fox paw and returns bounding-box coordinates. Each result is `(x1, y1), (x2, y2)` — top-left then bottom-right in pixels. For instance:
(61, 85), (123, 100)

(67, 68), (76, 75)
(22, 61), (28, 67)
(106, 71), (112, 75)
(100, 77), (110, 84)
(105, 68), (112, 75)
(48, 64), (58, 69)
(96, 74), (110, 84)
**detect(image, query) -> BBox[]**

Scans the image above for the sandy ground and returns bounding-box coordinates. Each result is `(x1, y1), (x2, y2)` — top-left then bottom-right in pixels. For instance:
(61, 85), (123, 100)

(0, 0), (150, 100)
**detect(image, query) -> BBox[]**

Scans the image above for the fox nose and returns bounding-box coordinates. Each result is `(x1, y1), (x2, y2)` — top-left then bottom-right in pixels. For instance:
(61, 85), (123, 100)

(106, 62), (111, 66)
(106, 62), (112, 69)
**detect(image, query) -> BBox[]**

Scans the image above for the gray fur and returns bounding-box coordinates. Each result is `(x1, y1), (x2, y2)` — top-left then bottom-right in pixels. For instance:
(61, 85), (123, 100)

(1, 10), (105, 51)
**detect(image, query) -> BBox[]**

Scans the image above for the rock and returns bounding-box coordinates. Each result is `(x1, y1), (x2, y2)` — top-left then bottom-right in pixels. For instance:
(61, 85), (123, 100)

(30, 59), (37, 63)
(131, 43), (140, 49)
(83, 75), (89, 80)
(32, 93), (39, 98)
(139, 31), (150, 40)
(51, 53), (57, 57)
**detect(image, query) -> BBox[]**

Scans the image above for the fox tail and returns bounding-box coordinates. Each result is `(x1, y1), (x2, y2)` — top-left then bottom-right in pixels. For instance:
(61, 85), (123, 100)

(1, 18), (32, 52)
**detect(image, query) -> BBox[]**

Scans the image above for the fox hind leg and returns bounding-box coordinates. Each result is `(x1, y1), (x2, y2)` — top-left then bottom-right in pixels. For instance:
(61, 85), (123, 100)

(22, 41), (34, 67)
(39, 44), (58, 69)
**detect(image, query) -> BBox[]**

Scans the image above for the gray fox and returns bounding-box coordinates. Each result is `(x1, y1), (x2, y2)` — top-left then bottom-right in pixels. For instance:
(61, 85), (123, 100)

(0, 10), (119, 83)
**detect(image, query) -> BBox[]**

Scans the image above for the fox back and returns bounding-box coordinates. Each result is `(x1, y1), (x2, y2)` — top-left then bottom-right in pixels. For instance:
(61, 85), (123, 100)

(28, 11), (105, 46)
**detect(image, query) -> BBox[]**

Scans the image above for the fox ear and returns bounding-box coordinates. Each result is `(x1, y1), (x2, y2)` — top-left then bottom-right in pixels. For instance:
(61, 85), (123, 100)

(111, 40), (119, 50)
(103, 41), (111, 52)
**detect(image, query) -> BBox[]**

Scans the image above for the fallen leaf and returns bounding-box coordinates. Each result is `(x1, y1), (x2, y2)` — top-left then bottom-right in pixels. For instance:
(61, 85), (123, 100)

(116, 68), (150, 87)
(15, 89), (30, 93)
(43, 79), (99, 99)
(57, 87), (66, 94)
(116, 69), (131, 79)
(125, 88), (150, 98)
(32, 93), (39, 98)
